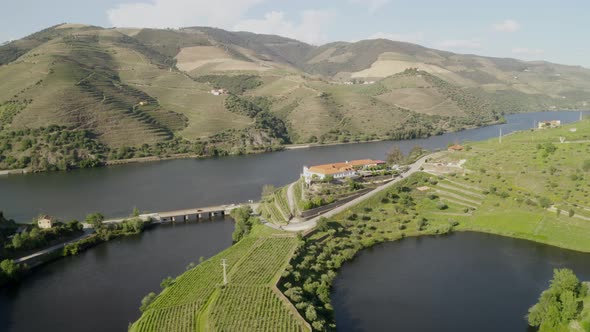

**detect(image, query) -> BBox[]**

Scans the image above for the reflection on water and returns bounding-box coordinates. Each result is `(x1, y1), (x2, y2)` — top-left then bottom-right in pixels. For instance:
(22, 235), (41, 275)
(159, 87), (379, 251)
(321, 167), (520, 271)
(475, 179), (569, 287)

(332, 233), (590, 332)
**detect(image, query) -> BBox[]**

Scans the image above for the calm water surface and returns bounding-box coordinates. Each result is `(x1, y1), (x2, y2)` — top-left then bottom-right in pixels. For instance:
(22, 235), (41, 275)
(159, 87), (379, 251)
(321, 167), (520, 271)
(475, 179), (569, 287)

(332, 233), (590, 332)
(0, 219), (234, 332)
(1, 111), (587, 222)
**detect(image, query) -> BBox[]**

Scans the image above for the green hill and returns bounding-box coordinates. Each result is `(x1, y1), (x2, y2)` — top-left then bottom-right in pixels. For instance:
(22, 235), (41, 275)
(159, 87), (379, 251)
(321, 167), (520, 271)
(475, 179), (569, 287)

(0, 24), (589, 172)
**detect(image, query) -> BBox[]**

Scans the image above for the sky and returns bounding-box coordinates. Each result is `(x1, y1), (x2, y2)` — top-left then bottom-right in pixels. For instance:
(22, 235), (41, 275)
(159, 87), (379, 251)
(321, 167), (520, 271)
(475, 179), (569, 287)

(2, 0), (589, 68)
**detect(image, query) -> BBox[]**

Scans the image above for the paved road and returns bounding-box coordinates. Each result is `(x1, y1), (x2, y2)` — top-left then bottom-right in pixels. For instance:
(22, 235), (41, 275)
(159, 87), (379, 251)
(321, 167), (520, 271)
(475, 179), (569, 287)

(14, 230), (94, 264)
(282, 154), (436, 232)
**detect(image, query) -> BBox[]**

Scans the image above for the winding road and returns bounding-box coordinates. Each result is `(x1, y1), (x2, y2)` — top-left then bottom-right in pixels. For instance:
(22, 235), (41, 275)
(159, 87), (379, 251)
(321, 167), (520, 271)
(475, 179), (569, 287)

(281, 153), (436, 232)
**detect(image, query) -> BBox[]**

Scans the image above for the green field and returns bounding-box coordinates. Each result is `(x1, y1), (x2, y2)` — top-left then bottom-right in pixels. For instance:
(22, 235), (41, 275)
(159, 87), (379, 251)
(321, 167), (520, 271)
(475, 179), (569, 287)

(421, 119), (590, 251)
(130, 226), (308, 332)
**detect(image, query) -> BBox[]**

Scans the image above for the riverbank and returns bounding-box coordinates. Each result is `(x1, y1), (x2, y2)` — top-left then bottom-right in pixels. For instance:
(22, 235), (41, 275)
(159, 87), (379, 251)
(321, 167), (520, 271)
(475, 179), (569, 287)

(1, 217), (156, 288)
(130, 117), (590, 331)
(0, 114), (511, 176)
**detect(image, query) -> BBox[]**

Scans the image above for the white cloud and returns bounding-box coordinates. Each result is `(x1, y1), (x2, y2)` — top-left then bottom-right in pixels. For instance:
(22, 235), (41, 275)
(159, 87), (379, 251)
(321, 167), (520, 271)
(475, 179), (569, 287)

(435, 39), (482, 51)
(368, 32), (425, 44)
(107, 0), (265, 28)
(512, 48), (544, 56)
(349, 0), (391, 14)
(492, 19), (521, 32)
(234, 10), (335, 45)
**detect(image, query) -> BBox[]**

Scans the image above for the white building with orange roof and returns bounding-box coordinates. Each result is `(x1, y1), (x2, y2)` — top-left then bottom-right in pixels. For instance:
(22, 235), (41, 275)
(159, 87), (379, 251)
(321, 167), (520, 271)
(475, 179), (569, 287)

(302, 159), (386, 183)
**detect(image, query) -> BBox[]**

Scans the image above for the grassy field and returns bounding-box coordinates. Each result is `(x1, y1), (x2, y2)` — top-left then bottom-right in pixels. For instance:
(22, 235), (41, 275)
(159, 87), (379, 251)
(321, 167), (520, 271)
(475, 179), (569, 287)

(578, 288), (590, 331)
(420, 119), (590, 251)
(130, 225), (308, 332)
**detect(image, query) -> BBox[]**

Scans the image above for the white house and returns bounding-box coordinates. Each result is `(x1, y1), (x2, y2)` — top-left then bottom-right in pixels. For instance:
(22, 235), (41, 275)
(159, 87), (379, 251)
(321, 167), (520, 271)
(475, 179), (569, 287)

(38, 215), (54, 229)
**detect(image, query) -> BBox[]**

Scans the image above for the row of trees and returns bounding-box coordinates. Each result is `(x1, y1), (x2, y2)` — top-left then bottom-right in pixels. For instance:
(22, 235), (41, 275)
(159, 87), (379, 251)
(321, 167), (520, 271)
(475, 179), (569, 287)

(7, 220), (83, 252)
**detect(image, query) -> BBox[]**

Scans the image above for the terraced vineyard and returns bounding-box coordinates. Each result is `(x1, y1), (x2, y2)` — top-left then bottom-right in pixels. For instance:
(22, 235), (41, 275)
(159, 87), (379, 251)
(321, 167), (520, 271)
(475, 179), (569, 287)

(130, 229), (307, 331)
(231, 237), (296, 285)
(274, 188), (292, 220)
(259, 188), (293, 225)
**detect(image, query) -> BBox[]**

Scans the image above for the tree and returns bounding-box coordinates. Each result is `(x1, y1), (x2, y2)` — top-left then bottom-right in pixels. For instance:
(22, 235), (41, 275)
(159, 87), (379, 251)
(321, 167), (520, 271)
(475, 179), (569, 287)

(11, 233), (23, 249)
(0, 259), (19, 280)
(550, 269), (580, 294)
(568, 209), (575, 218)
(539, 197), (552, 209)
(231, 205), (253, 243)
(140, 292), (157, 312)
(85, 213), (104, 229)
(559, 290), (578, 321)
(133, 207), (140, 217)
(160, 276), (175, 289)
(527, 269), (584, 329)
(316, 217), (330, 232)
(305, 305), (317, 321)
(386, 145), (404, 165)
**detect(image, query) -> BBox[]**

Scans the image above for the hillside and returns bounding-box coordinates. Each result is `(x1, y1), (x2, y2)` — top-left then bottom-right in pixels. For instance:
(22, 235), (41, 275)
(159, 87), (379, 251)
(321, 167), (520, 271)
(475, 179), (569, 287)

(0, 24), (589, 172)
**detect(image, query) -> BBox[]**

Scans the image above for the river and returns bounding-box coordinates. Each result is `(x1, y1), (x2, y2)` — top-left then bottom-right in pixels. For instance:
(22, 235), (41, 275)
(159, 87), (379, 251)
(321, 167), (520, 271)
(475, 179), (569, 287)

(331, 233), (590, 332)
(0, 111), (587, 223)
(0, 218), (235, 332)
(0, 110), (588, 332)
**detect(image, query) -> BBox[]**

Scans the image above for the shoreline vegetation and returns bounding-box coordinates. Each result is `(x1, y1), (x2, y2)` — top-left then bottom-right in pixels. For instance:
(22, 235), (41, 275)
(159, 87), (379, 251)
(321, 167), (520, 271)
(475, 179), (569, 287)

(0, 115), (507, 176)
(0, 211), (152, 287)
(527, 269), (590, 331)
(130, 118), (590, 331)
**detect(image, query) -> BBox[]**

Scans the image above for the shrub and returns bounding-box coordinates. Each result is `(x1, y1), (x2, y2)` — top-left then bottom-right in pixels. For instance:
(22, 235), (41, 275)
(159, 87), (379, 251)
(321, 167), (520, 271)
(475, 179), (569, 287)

(140, 292), (157, 312)
(539, 197), (552, 209)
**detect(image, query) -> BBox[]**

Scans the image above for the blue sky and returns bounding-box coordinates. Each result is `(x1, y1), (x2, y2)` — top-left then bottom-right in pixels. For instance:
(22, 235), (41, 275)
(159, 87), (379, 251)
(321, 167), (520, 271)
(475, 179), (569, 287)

(2, 0), (589, 67)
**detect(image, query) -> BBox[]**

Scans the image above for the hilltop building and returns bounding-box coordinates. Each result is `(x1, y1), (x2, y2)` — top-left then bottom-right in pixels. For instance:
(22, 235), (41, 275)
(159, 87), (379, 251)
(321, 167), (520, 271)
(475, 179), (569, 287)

(538, 120), (561, 129)
(302, 159), (386, 183)
(38, 215), (54, 229)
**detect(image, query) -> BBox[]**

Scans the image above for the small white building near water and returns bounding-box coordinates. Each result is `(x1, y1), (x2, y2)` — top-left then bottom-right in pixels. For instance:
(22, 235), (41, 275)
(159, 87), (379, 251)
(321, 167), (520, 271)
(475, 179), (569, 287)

(38, 215), (54, 229)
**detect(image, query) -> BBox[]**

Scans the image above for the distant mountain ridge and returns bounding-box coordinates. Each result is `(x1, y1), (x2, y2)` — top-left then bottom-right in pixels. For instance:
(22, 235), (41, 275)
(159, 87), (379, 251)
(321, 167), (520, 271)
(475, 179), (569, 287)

(0, 23), (588, 172)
